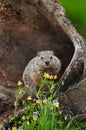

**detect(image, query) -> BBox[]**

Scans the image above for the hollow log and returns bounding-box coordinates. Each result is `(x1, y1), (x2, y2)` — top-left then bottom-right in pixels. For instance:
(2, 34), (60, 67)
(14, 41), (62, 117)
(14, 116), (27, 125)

(59, 54), (86, 119)
(0, 0), (85, 124)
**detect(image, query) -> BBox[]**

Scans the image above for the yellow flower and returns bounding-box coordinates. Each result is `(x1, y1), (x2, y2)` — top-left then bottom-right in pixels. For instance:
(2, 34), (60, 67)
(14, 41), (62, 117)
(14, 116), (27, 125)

(43, 73), (50, 79)
(49, 75), (53, 79)
(43, 73), (46, 78)
(46, 74), (50, 79)
(36, 100), (40, 104)
(54, 75), (57, 79)
(53, 100), (59, 108)
(33, 117), (37, 121)
(54, 103), (59, 108)
(27, 96), (32, 101)
(43, 72), (57, 80)
(33, 116), (37, 121)
(43, 99), (47, 104)
(12, 127), (17, 130)
(17, 81), (22, 86)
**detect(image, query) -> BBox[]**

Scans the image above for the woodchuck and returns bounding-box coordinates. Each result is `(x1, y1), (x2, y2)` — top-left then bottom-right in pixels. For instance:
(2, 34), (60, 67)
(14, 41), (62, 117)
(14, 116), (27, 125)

(22, 50), (61, 95)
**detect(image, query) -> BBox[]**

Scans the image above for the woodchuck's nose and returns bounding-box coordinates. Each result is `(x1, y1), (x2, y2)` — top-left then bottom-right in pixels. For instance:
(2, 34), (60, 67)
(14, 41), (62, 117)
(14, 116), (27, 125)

(45, 61), (50, 66)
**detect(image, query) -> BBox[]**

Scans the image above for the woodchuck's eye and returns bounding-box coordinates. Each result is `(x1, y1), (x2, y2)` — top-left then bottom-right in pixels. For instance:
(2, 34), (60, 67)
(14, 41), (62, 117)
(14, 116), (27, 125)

(41, 56), (44, 60)
(50, 56), (52, 59)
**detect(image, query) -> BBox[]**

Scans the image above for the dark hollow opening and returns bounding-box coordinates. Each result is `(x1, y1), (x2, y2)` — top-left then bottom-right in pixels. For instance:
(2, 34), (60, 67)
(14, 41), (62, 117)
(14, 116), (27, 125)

(0, 2), (74, 88)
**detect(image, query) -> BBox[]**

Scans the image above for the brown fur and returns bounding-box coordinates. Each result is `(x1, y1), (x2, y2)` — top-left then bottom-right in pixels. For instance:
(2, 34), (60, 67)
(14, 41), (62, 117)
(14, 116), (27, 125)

(22, 50), (61, 95)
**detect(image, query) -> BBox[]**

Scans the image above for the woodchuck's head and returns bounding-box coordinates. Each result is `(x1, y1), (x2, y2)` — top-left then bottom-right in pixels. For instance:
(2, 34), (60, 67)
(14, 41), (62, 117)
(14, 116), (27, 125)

(37, 50), (61, 72)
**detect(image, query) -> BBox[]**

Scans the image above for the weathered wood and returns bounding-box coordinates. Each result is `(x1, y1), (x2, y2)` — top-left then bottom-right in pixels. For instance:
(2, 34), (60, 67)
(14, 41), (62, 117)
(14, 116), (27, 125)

(59, 54), (86, 120)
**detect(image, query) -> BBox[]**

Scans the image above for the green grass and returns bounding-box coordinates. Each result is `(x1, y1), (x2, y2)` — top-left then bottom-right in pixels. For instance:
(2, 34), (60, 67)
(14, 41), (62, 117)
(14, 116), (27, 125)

(2, 78), (86, 130)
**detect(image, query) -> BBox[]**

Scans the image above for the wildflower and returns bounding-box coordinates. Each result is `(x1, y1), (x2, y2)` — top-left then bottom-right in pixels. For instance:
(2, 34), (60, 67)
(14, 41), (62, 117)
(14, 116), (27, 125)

(43, 73), (50, 79)
(43, 72), (57, 80)
(53, 100), (59, 108)
(12, 127), (17, 130)
(18, 126), (23, 130)
(36, 99), (41, 104)
(43, 99), (47, 104)
(17, 80), (23, 86)
(27, 96), (32, 101)
(33, 112), (38, 121)
(49, 75), (53, 79)
(54, 75), (57, 80)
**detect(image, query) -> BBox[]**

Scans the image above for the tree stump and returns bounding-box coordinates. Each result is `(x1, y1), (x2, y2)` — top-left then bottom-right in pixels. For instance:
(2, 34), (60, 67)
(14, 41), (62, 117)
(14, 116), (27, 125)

(0, 0), (85, 124)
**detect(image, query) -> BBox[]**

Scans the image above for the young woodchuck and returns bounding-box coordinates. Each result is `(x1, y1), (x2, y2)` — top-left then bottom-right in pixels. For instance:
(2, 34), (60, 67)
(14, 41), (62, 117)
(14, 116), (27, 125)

(22, 50), (61, 95)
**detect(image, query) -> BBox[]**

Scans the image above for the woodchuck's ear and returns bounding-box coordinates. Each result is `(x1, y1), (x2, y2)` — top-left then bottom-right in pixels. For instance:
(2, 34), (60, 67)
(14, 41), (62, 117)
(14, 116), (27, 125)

(51, 50), (54, 55)
(37, 51), (40, 56)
